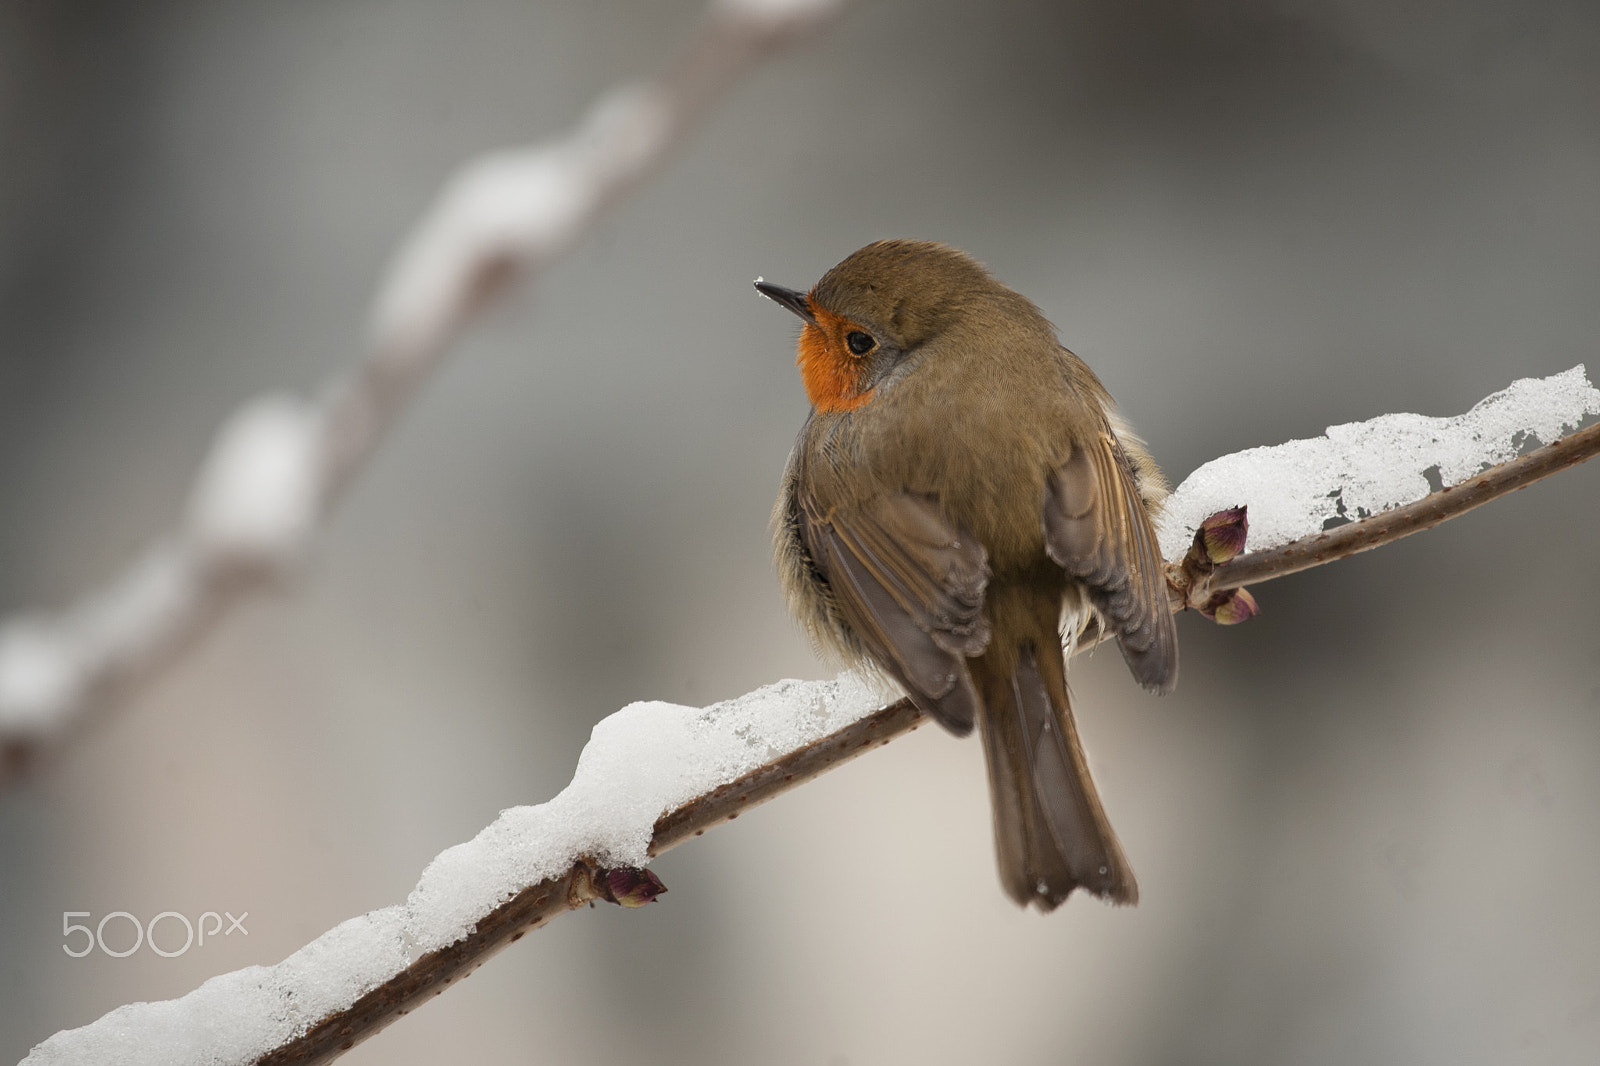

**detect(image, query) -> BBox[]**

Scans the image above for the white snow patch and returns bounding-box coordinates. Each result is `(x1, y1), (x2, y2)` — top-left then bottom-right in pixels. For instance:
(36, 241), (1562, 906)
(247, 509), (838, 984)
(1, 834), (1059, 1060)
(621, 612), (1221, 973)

(186, 394), (321, 568)
(715, 0), (848, 30)
(0, 541), (200, 736)
(0, 619), (84, 735)
(1157, 365), (1600, 559)
(24, 908), (408, 1066)
(405, 672), (883, 950)
(368, 85), (671, 355)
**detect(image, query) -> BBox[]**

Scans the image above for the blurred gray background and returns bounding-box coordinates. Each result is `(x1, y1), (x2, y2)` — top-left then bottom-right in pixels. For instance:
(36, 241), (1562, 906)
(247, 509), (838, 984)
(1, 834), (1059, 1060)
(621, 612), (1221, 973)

(3, 0), (1599, 1063)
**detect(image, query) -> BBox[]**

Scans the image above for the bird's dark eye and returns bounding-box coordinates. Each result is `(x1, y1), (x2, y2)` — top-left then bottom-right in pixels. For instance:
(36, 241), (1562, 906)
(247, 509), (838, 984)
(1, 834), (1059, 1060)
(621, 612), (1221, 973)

(846, 331), (875, 355)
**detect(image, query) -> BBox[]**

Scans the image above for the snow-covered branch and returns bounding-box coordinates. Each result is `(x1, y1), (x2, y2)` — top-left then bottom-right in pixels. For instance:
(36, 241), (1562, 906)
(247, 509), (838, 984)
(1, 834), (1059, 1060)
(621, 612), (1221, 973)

(1154, 364), (1600, 557)
(0, 0), (851, 785)
(23, 367), (1600, 1066)
(1158, 365), (1600, 605)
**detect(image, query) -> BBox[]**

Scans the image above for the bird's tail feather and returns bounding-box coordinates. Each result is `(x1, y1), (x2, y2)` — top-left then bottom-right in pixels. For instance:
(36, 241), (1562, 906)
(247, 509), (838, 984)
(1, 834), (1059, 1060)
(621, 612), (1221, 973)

(976, 642), (1138, 910)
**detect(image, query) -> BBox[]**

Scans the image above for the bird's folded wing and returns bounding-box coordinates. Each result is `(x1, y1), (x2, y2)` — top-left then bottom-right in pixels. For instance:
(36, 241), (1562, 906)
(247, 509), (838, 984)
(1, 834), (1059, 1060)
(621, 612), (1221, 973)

(1042, 434), (1178, 694)
(800, 492), (991, 734)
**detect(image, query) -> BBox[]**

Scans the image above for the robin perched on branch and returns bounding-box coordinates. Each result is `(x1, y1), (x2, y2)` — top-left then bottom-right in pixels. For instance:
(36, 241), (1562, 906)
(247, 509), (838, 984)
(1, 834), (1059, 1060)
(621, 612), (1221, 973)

(757, 240), (1177, 909)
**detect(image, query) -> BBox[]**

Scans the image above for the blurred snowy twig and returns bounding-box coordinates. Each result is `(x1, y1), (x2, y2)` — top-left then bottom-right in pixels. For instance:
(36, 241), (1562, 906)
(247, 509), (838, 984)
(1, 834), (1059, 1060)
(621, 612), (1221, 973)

(0, 0), (851, 786)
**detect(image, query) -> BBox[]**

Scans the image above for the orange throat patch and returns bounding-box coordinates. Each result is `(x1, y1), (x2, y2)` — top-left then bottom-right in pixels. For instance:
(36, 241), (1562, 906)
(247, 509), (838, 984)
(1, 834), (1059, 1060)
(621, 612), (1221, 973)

(797, 307), (872, 412)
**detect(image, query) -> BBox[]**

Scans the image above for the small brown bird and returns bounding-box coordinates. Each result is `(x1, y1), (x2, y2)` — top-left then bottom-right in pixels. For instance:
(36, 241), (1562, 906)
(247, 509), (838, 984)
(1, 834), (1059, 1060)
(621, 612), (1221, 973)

(757, 240), (1177, 909)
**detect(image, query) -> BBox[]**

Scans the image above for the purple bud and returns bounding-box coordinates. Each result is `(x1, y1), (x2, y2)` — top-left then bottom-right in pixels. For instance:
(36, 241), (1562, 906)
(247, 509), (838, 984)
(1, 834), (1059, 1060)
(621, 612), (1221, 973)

(1199, 588), (1259, 625)
(1197, 507), (1250, 564)
(602, 867), (668, 908)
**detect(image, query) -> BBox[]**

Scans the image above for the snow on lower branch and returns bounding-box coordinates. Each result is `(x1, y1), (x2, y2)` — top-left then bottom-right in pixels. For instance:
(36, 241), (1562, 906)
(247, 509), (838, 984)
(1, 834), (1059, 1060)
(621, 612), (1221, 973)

(404, 673), (882, 951)
(22, 674), (885, 1066)
(1156, 365), (1600, 560)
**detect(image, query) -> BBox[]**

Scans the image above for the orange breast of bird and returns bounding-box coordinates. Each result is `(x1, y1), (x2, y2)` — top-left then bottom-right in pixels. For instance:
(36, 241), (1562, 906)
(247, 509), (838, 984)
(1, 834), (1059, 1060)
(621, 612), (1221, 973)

(796, 302), (874, 412)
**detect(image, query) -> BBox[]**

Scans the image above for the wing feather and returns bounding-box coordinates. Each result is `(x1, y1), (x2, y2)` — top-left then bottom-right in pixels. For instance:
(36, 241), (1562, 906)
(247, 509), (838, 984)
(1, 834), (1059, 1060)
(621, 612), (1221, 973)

(1043, 435), (1178, 693)
(799, 492), (991, 734)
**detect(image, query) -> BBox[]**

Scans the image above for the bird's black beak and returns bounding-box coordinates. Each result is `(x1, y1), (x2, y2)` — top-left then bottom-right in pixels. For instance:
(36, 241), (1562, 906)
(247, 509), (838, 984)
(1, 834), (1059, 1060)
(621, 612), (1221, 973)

(754, 279), (817, 326)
